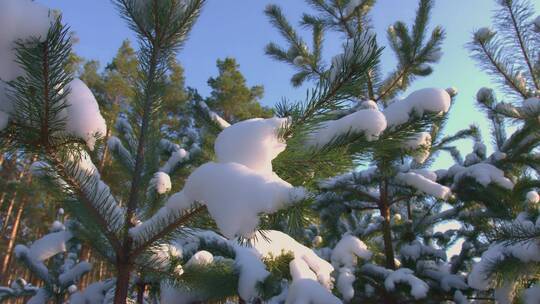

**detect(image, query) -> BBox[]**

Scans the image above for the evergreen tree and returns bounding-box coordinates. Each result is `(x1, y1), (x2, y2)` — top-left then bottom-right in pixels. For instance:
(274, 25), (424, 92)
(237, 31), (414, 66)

(443, 0), (540, 302)
(264, 0), (480, 302)
(206, 57), (272, 123)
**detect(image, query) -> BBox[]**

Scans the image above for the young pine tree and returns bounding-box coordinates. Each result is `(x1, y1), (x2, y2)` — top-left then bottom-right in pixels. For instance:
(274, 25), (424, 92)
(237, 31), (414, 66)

(264, 0), (483, 302)
(443, 0), (540, 302)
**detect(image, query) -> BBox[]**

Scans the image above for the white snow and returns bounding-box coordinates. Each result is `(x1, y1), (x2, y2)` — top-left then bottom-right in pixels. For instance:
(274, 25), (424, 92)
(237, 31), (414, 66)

(476, 87), (494, 102)
(285, 279), (342, 304)
(26, 230), (73, 261)
(247, 230), (335, 289)
(293, 56), (305, 66)
(58, 261), (91, 286)
(150, 172), (172, 194)
(232, 230), (335, 301)
(527, 191), (539, 204)
(184, 162), (305, 238)
(449, 163), (514, 189)
(343, 0), (362, 16)
(129, 191), (193, 243)
(395, 171), (451, 199)
(384, 268), (429, 299)
(0, 0), (52, 125)
(523, 97), (540, 115)
(306, 109), (387, 147)
(384, 88), (451, 128)
(469, 239), (540, 290)
(474, 27), (494, 41)
(0, 110), (7, 131)
(214, 117), (287, 175)
(331, 234), (372, 268)
(524, 284), (540, 304)
(197, 100), (230, 129)
(336, 267), (356, 301)
(159, 147), (189, 173)
(403, 132), (432, 163)
(312, 235), (323, 247)
(69, 280), (115, 304)
(185, 250), (214, 267)
(63, 79), (107, 150)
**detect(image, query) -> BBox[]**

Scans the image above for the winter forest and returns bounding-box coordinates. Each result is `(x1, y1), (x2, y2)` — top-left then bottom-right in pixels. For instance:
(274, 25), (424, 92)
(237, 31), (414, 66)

(0, 0), (539, 303)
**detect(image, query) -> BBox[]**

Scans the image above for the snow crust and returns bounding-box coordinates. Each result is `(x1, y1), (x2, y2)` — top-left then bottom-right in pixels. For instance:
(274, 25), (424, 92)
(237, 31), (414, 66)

(306, 109), (387, 147)
(384, 88), (451, 128)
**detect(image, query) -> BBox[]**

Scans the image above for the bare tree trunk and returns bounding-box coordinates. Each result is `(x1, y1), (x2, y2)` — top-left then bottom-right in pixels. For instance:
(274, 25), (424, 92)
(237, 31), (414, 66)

(114, 262), (132, 304)
(1, 196), (28, 284)
(379, 180), (396, 270)
(136, 282), (146, 304)
(1, 194), (18, 232)
(98, 128), (111, 172)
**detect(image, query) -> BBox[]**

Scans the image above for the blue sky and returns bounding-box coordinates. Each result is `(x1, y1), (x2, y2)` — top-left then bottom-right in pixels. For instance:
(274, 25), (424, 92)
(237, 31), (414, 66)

(38, 0), (540, 168)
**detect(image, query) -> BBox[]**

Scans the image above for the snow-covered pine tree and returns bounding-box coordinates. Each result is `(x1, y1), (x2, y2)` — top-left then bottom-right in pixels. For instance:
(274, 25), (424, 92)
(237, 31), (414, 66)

(0, 0), (381, 302)
(1, 209), (98, 304)
(0, 0), (208, 302)
(265, 0), (482, 302)
(437, 0), (540, 302)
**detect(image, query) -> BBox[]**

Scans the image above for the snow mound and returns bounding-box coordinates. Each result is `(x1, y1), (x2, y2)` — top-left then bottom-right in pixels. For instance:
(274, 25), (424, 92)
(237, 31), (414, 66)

(449, 163), (514, 189)
(384, 88), (451, 128)
(384, 268), (429, 299)
(214, 117), (287, 175)
(0, 0), (53, 123)
(63, 79), (107, 150)
(331, 234), (372, 268)
(150, 172), (172, 194)
(395, 171), (451, 199)
(184, 162), (305, 238)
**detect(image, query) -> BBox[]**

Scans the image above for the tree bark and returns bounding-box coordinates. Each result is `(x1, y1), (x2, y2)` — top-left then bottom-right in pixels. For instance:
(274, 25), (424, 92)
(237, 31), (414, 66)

(1, 196), (28, 284)
(114, 262), (132, 304)
(379, 180), (396, 270)
(136, 282), (145, 304)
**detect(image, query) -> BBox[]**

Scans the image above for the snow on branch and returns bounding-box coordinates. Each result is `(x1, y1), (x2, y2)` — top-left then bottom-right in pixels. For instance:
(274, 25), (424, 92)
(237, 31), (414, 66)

(395, 171), (451, 199)
(383, 88), (451, 128)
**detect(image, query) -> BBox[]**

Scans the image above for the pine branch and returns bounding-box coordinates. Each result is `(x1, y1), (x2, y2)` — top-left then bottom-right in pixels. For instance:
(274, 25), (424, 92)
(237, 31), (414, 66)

(47, 151), (124, 258)
(131, 205), (207, 257)
(497, 0), (539, 89)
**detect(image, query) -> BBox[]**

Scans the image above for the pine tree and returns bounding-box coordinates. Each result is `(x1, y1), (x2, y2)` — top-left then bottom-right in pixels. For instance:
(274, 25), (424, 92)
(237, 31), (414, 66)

(0, 209), (97, 304)
(264, 0), (481, 302)
(206, 57), (272, 123)
(443, 0), (540, 302)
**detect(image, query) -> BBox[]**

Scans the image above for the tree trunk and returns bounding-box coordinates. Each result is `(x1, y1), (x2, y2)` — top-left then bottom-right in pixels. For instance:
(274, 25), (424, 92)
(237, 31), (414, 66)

(114, 263), (132, 304)
(1, 197), (28, 284)
(1, 194), (18, 232)
(98, 128), (112, 172)
(379, 180), (396, 270)
(136, 282), (145, 304)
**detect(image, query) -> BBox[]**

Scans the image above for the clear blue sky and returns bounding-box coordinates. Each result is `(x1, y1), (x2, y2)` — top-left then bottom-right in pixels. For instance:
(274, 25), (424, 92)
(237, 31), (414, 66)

(38, 0), (540, 168)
